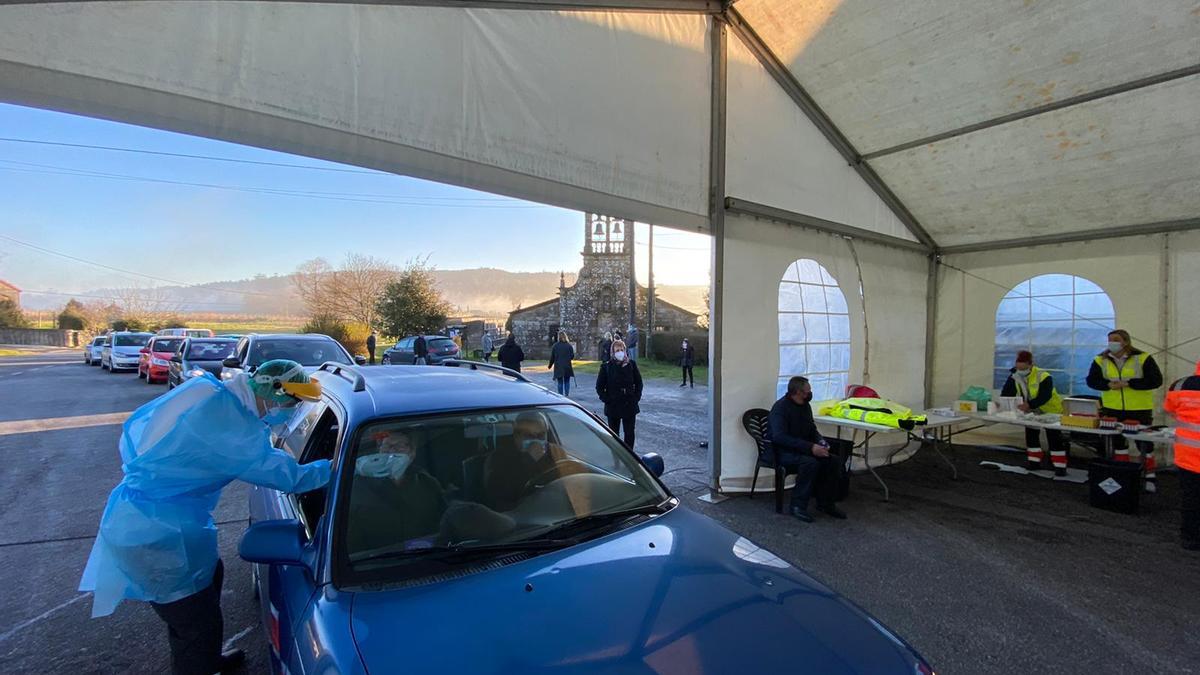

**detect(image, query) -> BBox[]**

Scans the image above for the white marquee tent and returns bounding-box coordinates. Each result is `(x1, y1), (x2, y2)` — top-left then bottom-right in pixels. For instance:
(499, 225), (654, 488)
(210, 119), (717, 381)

(1, 1), (1197, 492)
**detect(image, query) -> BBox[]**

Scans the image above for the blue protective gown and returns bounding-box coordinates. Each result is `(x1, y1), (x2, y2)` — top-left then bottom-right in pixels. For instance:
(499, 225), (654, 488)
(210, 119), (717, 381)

(79, 373), (330, 617)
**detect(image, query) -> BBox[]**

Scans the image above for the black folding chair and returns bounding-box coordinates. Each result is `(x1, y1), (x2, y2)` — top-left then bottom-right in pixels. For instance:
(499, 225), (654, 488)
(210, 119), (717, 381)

(743, 408), (793, 514)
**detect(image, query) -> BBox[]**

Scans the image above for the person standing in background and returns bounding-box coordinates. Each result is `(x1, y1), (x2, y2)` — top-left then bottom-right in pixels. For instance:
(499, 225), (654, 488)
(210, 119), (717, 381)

(498, 334), (525, 372)
(599, 332), (613, 365)
(596, 339), (643, 448)
(548, 331), (575, 396)
(679, 338), (695, 388)
(1086, 329), (1163, 491)
(626, 323), (640, 362)
(482, 331), (494, 363)
(366, 330), (377, 366)
(413, 334), (428, 365)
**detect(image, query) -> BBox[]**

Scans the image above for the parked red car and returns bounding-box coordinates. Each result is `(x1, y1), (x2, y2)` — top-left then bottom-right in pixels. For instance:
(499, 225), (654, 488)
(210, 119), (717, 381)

(138, 336), (184, 384)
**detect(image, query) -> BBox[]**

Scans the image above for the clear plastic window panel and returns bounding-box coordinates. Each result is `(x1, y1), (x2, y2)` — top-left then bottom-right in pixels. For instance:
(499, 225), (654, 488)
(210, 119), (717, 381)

(992, 274), (1115, 399)
(777, 259), (851, 399)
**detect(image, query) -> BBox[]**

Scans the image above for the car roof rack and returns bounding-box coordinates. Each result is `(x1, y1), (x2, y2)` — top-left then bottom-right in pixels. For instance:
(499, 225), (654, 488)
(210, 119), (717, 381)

(316, 361), (366, 392)
(440, 359), (530, 383)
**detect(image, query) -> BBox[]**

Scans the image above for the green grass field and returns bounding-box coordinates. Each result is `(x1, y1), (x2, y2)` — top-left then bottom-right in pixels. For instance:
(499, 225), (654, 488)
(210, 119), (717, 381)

(571, 358), (706, 383)
(182, 318), (306, 334)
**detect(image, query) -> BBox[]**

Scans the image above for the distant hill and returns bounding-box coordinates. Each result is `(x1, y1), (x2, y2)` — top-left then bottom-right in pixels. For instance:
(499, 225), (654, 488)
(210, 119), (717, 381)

(24, 269), (707, 317)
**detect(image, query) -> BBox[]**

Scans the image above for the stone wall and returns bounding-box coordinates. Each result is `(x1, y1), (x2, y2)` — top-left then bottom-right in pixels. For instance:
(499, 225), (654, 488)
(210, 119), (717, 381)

(510, 300), (560, 360)
(0, 328), (83, 347)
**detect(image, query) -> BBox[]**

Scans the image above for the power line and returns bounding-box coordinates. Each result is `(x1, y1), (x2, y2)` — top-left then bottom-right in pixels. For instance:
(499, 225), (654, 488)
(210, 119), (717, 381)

(0, 233), (276, 297)
(18, 288), (246, 309)
(0, 161), (541, 208)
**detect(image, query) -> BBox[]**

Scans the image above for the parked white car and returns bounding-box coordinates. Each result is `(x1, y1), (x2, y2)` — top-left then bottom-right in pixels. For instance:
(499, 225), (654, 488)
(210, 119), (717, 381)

(84, 335), (107, 366)
(101, 331), (153, 372)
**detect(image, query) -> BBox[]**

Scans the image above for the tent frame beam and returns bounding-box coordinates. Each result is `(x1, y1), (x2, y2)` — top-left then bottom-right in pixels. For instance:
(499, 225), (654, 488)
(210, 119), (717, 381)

(722, 7), (938, 251)
(863, 63), (1200, 161)
(1, 0), (724, 12)
(940, 217), (1200, 255)
(707, 15), (728, 495)
(725, 197), (931, 254)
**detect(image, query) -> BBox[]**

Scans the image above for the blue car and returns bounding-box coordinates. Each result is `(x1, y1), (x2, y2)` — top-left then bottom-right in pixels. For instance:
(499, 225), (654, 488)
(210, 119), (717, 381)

(242, 362), (933, 675)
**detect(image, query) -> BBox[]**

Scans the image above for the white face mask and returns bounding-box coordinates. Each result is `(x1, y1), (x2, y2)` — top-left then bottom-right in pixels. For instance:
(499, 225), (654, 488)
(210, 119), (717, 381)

(1015, 368), (1031, 377)
(520, 438), (549, 458)
(613, 351), (627, 361)
(1108, 341), (1124, 354)
(356, 452), (413, 480)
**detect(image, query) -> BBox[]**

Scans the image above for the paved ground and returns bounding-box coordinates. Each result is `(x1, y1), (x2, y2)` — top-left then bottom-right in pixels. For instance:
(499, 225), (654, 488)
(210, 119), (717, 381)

(4, 355), (1198, 673)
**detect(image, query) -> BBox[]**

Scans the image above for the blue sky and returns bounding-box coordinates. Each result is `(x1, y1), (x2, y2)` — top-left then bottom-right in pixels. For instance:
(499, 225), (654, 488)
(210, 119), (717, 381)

(0, 103), (711, 304)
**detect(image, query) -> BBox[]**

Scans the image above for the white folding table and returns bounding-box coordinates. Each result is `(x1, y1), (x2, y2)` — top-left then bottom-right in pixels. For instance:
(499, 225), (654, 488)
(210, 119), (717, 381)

(813, 413), (970, 501)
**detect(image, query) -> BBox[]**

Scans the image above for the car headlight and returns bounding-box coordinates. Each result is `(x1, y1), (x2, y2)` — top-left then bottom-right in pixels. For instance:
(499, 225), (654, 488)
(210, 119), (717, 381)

(151, 358), (169, 366)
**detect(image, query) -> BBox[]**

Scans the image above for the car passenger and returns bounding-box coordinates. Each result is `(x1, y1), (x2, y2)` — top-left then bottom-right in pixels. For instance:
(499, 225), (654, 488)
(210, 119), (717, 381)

(481, 411), (567, 511)
(347, 431), (447, 553)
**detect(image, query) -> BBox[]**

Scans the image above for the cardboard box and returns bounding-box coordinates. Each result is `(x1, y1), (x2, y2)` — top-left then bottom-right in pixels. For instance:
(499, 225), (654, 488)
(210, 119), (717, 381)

(1061, 414), (1099, 429)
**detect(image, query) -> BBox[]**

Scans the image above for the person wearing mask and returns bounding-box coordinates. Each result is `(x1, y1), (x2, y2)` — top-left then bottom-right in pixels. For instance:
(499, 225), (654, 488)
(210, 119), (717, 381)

(599, 332), (613, 365)
(766, 375), (847, 523)
(366, 330), (378, 366)
(79, 360), (330, 674)
(548, 330), (575, 396)
(596, 339), (643, 448)
(498, 334), (525, 372)
(1001, 350), (1069, 476)
(346, 431), (446, 552)
(1165, 359), (1200, 551)
(626, 323), (640, 362)
(1086, 329), (1164, 491)
(413, 334), (429, 365)
(482, 411), (567, 511)
(679, 338), (696, 388)
(482, 331), (494, 363)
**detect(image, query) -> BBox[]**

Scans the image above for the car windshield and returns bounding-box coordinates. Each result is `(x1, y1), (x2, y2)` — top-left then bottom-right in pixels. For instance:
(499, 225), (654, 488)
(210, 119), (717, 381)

(114, 334), (150, 347)
(151, 339), (183, 353)
(92, 337), (105, 346)
(339, 405), (670, 584)
(188, 341), (235, 360)
(247, 338), (351, 367)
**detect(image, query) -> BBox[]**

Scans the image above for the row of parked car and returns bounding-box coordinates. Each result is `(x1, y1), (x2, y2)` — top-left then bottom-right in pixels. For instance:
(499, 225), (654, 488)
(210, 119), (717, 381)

(83, 329), (366, 387)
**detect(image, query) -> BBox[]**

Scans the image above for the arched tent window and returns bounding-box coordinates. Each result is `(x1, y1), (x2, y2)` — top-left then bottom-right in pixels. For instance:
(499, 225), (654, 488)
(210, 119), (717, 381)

(778, 259), (851, 400)
(993, 274), (1115, 395)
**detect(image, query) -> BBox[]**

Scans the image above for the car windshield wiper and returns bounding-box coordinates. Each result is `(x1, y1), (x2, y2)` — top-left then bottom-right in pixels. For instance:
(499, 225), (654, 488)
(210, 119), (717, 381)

(352, 538), (574, 566)
(531, 501), (672, 542)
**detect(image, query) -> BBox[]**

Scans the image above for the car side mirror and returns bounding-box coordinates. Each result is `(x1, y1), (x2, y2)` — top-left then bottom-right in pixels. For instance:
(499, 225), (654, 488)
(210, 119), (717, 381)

(639, 452), (665, 478)
(239, 519), (312, 569)
(354, 355), (367, 365)
(222, 357), (241, 368)
(170, 354), (182, 363)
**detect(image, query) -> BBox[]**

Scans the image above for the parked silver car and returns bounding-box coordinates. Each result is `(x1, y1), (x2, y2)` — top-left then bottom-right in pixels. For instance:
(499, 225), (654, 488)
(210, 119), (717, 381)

(101, 331), (153, 372)
(84, 335), (107, 366)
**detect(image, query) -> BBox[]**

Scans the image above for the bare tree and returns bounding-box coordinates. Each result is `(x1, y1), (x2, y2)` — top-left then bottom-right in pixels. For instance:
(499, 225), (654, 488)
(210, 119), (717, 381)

(292, 254), (398, 328)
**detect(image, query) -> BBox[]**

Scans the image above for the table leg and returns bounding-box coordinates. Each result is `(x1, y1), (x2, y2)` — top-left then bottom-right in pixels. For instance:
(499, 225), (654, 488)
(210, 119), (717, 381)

(861, 432), (889, 501)
(932, 426), (959, 479)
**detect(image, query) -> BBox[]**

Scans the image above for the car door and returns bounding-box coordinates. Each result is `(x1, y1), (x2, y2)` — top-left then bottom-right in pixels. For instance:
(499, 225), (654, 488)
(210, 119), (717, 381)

(250, 400), (345, 674)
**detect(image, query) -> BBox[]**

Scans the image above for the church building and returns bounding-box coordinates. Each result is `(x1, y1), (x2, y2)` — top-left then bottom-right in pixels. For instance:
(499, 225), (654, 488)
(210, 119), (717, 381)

(507, 213), (701, 359)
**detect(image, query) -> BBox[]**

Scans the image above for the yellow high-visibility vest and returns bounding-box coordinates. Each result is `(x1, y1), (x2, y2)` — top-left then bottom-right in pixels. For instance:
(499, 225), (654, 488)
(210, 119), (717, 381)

(1094, 353), (1154, 411)
(1011, 366), (1063, 414)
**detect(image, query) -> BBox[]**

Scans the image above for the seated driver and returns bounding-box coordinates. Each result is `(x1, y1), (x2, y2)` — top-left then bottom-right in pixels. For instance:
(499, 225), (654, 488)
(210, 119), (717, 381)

(346, 430), (447, 553)
(481, 411), (568, 511)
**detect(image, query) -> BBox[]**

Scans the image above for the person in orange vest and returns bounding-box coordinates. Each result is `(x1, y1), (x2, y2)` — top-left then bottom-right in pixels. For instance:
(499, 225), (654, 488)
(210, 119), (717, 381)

(1086, 329), (1163, 491)
(1164, 360), (1200, 551)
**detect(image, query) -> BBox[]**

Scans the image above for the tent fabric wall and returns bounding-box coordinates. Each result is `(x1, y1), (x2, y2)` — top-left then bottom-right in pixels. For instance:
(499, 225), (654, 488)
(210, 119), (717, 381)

(0, 3), (711, 229)
(716, 212), (928, 491)
(931, 234), (1200, 419)
(724, 29), (916, 243)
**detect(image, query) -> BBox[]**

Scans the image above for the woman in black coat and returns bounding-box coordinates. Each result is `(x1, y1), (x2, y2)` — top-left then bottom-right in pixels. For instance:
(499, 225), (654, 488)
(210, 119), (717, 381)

(595, 339), (643, 448)
(497, 334), (525, 372)
(548, 331), (575, 396)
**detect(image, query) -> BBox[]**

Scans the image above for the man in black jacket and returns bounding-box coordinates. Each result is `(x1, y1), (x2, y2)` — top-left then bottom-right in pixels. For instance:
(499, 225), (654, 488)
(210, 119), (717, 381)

(413, 335), (428, 365)
(766, 376), (846, 522)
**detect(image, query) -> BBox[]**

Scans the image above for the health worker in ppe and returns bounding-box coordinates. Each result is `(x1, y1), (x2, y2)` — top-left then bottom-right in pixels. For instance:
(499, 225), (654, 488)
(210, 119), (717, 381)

(79, 359), (331, 675)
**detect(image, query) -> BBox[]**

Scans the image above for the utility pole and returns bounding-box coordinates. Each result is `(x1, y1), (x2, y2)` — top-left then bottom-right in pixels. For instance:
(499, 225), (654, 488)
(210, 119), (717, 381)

(647, 224), (655, 358)
(628, 220), (636, 328)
